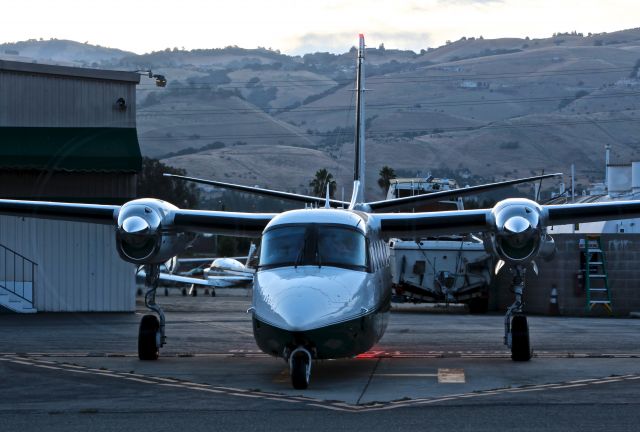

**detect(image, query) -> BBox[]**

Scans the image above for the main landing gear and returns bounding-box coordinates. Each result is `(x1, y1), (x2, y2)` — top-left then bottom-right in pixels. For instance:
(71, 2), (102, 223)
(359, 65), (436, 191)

(286, 346), (313, 390)
(138, 264), (166, 360)
(504, 265), (532, 362)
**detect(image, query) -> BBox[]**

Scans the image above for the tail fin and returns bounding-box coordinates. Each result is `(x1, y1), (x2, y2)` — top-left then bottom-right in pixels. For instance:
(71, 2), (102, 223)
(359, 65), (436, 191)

(350, 34), (366, 208)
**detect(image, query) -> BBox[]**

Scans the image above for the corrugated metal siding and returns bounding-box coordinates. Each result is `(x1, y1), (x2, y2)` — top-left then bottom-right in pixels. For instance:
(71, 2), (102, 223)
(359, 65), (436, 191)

(0, 215), (135, 312)
(0, 70), (136, 128)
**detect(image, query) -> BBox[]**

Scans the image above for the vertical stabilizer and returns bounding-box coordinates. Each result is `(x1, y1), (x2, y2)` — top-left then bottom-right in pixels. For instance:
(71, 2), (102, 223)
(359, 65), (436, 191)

(350, 34), (366, 207)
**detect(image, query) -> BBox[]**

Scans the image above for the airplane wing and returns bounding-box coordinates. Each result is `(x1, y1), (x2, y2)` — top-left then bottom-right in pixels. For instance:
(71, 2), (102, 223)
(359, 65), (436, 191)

(0, 199), (118, 224)
(544, 201), (640, 225)
(376, 209), (491, 238)
(178, 258), (216, 264)
(138, 269), (252, 287)
(157, 271), (214, 286)
(0, 199), (276, 238)
(206, 275), (254, 288)
(171, 209), (276, 237)
(366, 173), (562, 213)
(178, 255), (250, 263)
(376, 200), (640, 239)
(164, 173), (349, 208)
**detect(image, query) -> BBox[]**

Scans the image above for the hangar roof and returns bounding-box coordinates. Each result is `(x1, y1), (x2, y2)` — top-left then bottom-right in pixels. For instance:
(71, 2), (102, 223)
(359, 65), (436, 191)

(0, 59), (141, 83)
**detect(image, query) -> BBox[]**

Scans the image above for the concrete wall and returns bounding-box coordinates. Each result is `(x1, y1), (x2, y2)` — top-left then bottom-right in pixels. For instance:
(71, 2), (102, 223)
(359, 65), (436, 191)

(491, 234), (640, 317)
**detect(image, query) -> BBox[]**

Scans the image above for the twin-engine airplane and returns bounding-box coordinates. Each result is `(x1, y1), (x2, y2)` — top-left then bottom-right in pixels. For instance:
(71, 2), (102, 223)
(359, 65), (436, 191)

(2, 35), (640, 389)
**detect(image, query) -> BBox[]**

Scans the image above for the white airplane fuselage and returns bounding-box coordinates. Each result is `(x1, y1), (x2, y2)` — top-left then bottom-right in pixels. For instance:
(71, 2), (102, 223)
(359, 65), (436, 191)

(251, 208), (392, 359)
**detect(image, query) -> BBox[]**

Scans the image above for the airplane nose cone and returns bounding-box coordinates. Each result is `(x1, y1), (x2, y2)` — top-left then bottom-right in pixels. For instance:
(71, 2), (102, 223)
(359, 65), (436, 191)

(274, 288), (336, 330)
(253, 268), (370, 332)
(503, 216), (531, 234)
(121, 216), (150, 235)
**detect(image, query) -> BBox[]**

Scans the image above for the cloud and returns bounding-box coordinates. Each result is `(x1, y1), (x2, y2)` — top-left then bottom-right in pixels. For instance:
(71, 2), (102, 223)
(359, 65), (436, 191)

(409, 0), (503, 12)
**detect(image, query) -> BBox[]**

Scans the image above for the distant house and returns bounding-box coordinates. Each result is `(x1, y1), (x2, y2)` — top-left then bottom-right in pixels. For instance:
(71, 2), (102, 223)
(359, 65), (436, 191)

(459, 80), (489, 89)
(614, 78), (640, 87)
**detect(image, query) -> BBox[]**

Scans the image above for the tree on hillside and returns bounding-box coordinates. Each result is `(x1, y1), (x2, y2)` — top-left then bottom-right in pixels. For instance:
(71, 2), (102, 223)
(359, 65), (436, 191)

(137, 157), (200, 208)
(378, 166), (397, 192)
(309, 168), (336, 198)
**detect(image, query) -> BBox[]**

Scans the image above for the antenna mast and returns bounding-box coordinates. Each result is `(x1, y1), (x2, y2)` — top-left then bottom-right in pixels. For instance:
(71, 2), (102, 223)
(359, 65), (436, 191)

(350, 34), (366, 206)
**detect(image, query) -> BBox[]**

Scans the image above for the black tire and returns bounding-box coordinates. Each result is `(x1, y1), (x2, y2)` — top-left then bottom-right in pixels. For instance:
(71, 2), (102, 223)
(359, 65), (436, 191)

(191, 287), (198, 297)
(164, 288), (169, 296)
(291, 354), (309, 390)
(511, 314), (532, 361)
(138, 314), (160, 360)
(211, 289), (216, 297)
(468, 297), (489, 314)
(181, 287), (187, 296)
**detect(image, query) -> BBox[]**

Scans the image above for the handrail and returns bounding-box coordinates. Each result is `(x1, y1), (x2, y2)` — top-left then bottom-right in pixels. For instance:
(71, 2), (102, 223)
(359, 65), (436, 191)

(0, 243), (37, 308)
(0, 243), (37, 266)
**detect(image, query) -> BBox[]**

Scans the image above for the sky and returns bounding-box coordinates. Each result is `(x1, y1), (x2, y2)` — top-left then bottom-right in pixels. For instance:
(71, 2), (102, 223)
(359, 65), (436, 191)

(2, 0), (639, 55)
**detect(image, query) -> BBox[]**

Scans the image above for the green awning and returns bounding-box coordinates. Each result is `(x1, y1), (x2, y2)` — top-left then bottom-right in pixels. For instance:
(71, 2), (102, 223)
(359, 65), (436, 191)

(0, 127), (142, 172)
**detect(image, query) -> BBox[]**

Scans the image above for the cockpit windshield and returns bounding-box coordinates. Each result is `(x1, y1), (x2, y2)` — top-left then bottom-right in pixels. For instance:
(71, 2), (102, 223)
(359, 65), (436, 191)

(259, 224), (367, 271)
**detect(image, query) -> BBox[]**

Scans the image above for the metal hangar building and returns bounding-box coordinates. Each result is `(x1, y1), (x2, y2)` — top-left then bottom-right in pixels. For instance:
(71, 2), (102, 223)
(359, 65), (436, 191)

(0, 59), (142, 313)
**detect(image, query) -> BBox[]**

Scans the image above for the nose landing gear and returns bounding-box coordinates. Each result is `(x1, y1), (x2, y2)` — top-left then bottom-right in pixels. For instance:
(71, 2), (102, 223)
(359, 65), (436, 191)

(288, 346), (312, 390)
(504, 266), (532, 361)
(138, 264), (166, 360)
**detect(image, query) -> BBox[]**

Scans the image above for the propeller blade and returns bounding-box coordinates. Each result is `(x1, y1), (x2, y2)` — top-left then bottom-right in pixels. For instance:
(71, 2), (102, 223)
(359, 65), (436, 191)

(495, 259), (505, 275)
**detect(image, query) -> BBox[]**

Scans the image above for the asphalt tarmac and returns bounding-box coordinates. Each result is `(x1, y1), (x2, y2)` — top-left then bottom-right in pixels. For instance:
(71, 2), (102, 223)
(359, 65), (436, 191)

(1, 292), (639, 431)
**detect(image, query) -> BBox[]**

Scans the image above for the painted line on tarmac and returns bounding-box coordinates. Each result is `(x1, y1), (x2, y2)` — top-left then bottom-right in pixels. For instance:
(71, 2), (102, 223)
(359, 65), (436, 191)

(4, 350), (640, 359)
(3, 353), (639, 413)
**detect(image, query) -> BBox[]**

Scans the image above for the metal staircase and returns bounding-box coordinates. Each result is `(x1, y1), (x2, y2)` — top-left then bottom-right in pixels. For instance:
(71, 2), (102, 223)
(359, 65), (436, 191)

(579, 236), (612, 314)
(0, 244), (37, 313)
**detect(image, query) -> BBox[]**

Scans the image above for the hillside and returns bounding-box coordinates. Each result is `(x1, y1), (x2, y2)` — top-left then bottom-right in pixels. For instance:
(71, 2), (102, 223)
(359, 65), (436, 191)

(0, 39), (132, 66)
(3, 30), (640, 200)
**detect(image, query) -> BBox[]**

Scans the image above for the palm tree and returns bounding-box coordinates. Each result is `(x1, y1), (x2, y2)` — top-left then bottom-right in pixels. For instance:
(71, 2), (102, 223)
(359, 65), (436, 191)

(378, 166), (396, 192)
(309, 168), (337, 198)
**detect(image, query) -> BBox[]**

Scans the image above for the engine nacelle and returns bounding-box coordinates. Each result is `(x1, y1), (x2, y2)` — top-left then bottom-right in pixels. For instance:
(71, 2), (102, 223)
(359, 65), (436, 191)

(115, 198), (194, 265)
(484, 198), (555, 266)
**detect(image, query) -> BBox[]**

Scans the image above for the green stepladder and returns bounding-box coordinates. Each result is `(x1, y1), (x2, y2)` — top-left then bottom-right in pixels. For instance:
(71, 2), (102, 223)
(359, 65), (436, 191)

(581, 235), (612, 314)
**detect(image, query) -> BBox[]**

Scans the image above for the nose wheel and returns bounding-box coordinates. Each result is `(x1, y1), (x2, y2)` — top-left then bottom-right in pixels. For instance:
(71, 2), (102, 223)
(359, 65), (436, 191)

(289, 347), (312, 390)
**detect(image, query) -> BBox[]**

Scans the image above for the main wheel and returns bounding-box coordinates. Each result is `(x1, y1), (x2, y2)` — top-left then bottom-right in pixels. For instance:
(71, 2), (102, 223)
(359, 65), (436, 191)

(138, 314), (160, 360)
(291, 354), (309, 390)
(211, 289), (216, 297)
(511, 314), (532, 361)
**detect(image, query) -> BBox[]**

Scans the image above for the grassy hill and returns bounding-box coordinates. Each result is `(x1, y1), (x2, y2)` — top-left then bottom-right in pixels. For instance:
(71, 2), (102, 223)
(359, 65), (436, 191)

(4, 30), (640, 201)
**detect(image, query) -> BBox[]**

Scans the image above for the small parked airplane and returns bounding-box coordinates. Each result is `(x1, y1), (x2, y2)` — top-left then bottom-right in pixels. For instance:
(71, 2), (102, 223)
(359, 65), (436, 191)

(1, 35), (639, 389)
(137, 243), (256, 296)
